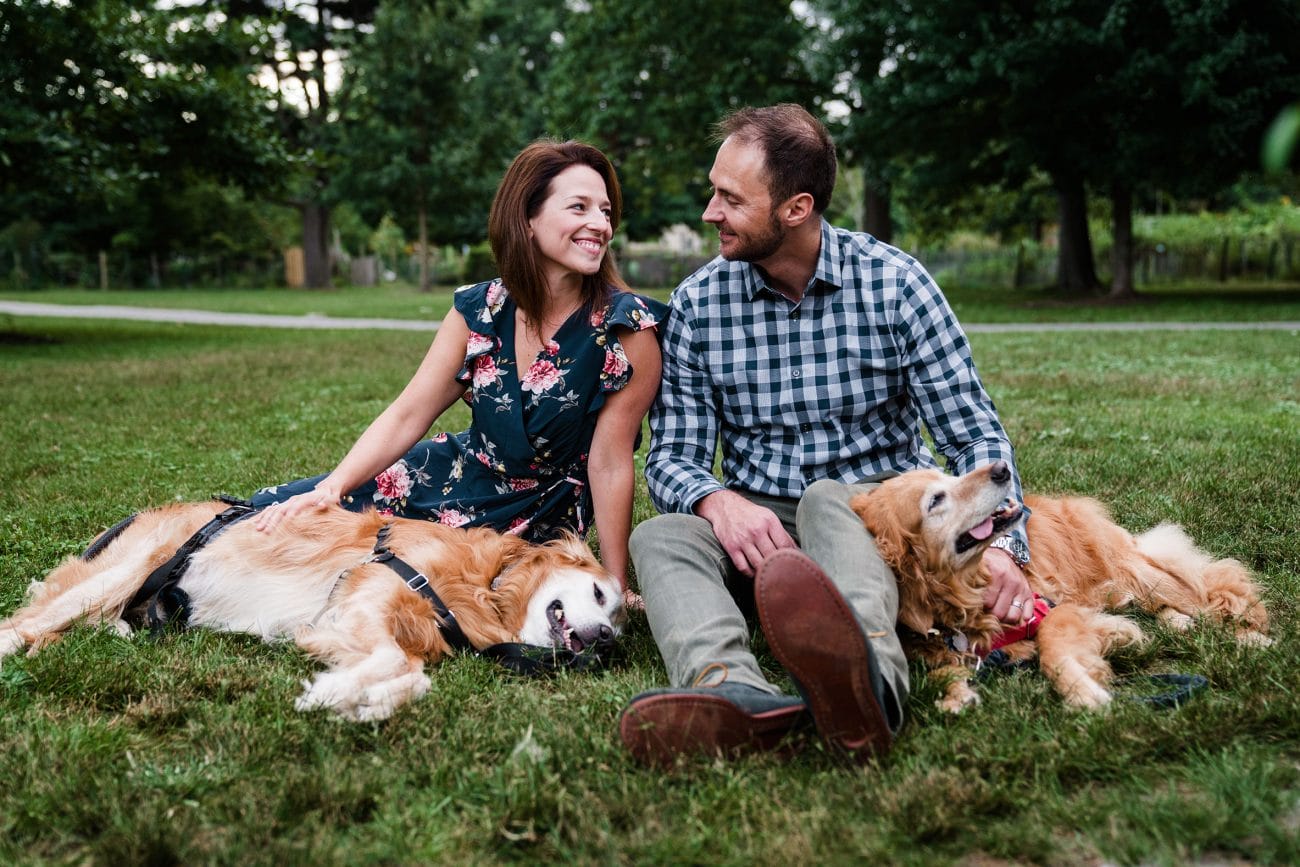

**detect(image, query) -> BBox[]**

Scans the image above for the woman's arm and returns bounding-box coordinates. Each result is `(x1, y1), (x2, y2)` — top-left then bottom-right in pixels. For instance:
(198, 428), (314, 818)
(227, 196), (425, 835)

(256, 309), (473, 531)
(586, 327), (662, 589)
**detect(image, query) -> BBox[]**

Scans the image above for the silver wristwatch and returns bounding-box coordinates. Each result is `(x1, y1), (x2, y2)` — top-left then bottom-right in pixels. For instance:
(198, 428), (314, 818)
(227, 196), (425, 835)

(990, 534), (1030, 567)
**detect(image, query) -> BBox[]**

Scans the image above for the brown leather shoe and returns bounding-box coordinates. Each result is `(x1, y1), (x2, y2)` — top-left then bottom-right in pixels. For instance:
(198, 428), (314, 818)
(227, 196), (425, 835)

(619, 682), (807, 767)
(755, 548), (893, 763)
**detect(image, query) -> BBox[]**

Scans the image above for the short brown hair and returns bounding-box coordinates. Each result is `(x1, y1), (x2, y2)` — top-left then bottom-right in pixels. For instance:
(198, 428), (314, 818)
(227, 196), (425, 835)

(488, 140), (628, 325)
(715, 104), (837, 215)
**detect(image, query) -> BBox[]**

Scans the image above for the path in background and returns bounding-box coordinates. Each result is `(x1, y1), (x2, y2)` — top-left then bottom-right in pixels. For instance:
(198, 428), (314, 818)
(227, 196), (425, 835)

(2, 299), (1299, 333)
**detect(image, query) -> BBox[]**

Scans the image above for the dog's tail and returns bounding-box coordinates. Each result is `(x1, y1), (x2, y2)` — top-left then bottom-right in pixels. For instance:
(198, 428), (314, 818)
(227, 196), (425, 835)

(1135, 523), (1269, 641)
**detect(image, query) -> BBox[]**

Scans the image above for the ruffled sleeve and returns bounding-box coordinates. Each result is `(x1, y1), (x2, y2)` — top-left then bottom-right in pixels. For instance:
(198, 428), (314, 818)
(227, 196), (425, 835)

(596, 290), (669, 395)
(452, 279), (508, 386)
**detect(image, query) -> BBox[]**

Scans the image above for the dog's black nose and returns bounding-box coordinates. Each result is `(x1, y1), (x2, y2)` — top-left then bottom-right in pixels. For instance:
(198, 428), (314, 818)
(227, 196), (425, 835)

(596, 625), (615, 645)
(989, 460), (1010, 484)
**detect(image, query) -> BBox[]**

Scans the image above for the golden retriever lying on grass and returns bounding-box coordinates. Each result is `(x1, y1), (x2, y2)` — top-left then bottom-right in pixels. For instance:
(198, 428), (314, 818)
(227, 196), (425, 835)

(0, 502), (623, 721)
(851, 462), (1270, 712)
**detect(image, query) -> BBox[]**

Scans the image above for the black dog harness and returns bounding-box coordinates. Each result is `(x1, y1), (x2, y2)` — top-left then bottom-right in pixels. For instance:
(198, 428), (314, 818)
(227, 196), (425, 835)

(125, 496), (260, 631)
(370, 523), (472, 652)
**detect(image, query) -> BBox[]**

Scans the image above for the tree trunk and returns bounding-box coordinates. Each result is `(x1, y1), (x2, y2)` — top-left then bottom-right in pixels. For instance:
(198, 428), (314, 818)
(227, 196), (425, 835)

(1107, 183), (1136, 300)
(863, 182), (893, 244)
(98, 250), (108, 291)
(418, 205), (431, 292)
(302, 201), (332, 289)
(1054, 174), (1102, 294)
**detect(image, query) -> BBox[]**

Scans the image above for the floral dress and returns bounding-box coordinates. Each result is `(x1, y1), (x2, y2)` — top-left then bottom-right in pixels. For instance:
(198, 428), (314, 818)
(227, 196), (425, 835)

(250, 279), (667, 542)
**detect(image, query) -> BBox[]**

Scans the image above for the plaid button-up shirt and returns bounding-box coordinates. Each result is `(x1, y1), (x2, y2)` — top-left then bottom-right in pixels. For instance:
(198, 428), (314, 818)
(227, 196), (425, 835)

(646, 219), (1029, 554)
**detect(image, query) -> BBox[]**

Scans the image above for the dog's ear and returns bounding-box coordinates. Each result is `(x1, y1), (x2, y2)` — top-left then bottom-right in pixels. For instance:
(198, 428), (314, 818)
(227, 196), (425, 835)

(851, 489), (933, 634)
(894, 569), (936, 635)
(549, 531), (595, 563)
(851, 489), (911, 574)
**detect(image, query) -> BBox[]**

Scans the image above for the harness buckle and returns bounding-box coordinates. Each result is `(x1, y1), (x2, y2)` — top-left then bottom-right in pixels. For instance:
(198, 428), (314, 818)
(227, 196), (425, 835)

(405, 572), (430, 593)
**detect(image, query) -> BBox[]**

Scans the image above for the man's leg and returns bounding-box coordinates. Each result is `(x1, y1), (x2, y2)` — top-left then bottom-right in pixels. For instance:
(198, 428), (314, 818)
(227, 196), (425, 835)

(630, 512), (775, 693)
(620, 510), (806, 765)
(752, 478), (904, 762)
(794, 478), (907, 729)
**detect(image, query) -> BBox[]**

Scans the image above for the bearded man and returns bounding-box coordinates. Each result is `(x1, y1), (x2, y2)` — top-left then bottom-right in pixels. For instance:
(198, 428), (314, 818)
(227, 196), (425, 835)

(619, 103), (1033, 766)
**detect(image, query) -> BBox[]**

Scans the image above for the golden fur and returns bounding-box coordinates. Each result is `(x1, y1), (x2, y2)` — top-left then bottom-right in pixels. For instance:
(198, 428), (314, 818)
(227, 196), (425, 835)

(851, 462), (1270, 712)
(0, 502), (623, 721)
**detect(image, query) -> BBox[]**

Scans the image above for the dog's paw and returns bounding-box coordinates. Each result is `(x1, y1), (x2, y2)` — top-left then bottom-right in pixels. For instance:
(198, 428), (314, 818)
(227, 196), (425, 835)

(1158, 609), (1195, 631)
(348, 673), (432, 722)
(936, 683), (981, 714)
(1236, 629), (1273, 648)
(294, 673), (360, 715)
(623, 590), (645, 612)
(1062, 680), (1112, 710)
(1098, 613), (1145, 649)
(0, 630), (24, 659)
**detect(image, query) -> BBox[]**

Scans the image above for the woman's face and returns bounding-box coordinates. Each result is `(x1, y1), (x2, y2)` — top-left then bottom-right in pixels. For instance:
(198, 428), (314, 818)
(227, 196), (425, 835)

(528, 164), (613, 289)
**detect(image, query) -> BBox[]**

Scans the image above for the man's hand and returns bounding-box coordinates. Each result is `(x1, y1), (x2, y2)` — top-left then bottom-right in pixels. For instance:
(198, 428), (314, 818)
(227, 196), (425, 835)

(982, 547), (1032, 624)
(695, 490), (796, 577)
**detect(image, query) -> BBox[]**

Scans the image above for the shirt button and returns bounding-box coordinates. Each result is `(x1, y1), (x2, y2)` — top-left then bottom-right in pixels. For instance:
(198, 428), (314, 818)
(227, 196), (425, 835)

(791, 309), (801, 320)
(800, 423), (812, 433)
(792, 369), (802, 379)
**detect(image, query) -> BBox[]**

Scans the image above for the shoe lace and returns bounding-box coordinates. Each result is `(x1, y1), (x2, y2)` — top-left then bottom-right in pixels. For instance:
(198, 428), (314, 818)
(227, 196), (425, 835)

(692, 662), (729, 688)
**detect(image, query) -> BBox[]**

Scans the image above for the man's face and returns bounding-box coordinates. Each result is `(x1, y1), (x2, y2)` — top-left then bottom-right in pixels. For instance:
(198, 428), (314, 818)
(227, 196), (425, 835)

(702, 136), (786, 262)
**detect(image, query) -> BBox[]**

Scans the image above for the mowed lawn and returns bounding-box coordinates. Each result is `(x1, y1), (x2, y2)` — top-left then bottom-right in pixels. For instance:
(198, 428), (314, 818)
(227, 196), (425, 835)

(0, 290), (1297, 865)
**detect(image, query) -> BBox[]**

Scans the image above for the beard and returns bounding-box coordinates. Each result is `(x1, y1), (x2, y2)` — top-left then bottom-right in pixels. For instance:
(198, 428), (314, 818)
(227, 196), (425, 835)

(721, 209), (786, 262)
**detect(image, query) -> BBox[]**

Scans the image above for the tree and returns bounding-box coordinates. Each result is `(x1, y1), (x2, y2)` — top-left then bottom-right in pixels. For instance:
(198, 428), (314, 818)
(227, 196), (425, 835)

(0, 0), (285, 286)
(817, 0), (1300, 296)
(331, 0), (565, 289)
(546, 0), (818, 239)
(206, 0), (379, 288)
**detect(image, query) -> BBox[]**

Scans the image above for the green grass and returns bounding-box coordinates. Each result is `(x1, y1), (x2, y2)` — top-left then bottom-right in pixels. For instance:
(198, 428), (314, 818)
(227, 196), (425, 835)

(1, 299), (1298, 864)
(3, 279), (1299, 325)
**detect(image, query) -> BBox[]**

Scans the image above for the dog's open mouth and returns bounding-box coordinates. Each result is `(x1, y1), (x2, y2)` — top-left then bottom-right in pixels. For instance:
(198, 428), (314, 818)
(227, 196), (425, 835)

(546, 600), (585, 652)
(955, 500), (1024, 554)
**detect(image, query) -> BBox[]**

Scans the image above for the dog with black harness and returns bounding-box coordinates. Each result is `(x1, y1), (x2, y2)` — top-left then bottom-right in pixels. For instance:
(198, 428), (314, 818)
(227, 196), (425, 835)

(0, 498), (623, 721)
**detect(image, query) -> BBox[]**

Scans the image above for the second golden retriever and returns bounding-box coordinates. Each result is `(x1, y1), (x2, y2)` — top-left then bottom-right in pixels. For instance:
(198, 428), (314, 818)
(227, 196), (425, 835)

(1, 502), (623, 721)
(851, 462), (1269, 711)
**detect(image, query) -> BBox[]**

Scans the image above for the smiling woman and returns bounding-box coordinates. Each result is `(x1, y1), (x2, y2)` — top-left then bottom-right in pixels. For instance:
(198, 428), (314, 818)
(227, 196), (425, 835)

(247, 140), (668, 597)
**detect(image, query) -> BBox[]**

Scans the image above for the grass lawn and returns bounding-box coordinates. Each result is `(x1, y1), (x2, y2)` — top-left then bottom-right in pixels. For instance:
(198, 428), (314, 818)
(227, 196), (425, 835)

(0, 295), (1297, 864)
(3, 279), (1300, 325)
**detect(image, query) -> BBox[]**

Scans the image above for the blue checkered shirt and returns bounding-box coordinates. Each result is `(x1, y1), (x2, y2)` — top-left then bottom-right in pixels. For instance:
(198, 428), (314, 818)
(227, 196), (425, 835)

(646, 219), (1030, 556)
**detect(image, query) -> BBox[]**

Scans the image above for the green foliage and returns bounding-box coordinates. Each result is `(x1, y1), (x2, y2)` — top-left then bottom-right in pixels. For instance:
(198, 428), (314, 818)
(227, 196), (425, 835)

(0, 0), (289, 285)
(816, 0), (1300, 291)
(545, 0), (819, 238)
(1263, 104), (1300, 173)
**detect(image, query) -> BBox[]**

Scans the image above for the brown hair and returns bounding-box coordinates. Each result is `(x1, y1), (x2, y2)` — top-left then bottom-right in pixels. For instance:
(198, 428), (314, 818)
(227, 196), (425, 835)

(488, 140), (628, 326)
(714, 104), (837, 215)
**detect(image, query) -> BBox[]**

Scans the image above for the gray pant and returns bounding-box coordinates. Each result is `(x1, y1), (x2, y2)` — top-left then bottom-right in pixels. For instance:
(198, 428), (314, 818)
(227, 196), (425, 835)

(629, 478), (907, 730)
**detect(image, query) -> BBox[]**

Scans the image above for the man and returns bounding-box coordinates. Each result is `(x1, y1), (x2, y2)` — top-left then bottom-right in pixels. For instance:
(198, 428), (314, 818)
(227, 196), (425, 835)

(619, 104), (1033, 766)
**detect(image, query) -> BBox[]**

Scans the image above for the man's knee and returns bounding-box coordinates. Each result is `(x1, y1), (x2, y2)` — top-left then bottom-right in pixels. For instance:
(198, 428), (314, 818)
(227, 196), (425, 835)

(629, 512), (712, 564)
(796, 478), (856, 526)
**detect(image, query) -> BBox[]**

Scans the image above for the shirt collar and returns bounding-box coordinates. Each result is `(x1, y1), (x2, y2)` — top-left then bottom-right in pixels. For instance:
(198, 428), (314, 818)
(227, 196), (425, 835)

(742, 218), (844, 300)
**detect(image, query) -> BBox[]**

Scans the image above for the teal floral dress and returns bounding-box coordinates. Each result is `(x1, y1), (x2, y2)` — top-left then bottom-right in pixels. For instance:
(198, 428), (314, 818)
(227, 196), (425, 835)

(250, 280), (667, 542)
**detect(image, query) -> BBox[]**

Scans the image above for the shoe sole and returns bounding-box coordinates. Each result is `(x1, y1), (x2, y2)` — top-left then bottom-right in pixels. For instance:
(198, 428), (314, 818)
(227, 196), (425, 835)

(619, 693), (805, 768)
(756, 549), (892, 763)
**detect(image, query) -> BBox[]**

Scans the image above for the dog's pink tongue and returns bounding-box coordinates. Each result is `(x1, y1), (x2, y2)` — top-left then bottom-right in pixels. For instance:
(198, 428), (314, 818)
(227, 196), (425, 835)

(967, 517), (995, 541)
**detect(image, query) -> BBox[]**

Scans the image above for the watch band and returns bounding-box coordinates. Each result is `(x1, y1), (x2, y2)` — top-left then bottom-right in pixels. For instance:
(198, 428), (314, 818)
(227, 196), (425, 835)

(990, 534), (1030, 567)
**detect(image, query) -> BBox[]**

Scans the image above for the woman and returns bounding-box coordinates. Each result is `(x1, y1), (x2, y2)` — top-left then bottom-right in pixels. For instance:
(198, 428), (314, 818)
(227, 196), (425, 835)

(252, 140), (666, 593)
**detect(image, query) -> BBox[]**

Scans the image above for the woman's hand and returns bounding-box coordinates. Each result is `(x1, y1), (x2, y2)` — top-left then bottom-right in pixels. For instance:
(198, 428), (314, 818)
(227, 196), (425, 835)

(255, 485), (341, 533)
